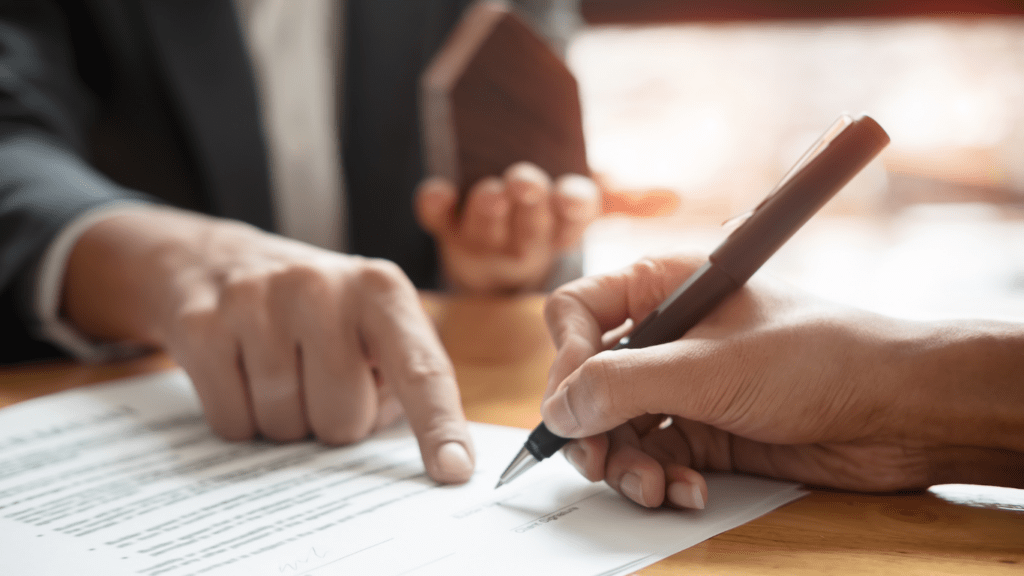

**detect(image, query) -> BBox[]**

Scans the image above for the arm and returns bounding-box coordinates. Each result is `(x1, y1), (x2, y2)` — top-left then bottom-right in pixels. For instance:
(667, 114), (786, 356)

(540, 254), (1024, 508)
(0, 3), (153, 362)
(0, 5), (475, 484)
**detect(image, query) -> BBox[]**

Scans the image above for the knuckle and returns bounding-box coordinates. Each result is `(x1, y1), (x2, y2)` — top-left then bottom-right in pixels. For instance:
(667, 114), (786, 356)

(402, 349), (455, 389)
(628, 258), (671, 307)
(544, 289), (584, 340)
(175, 304), (215, 334)
(630, 257), (664, 287)
(421, 418), (466, 444)
(356, 258), (412, 295)
(173, 302), (227, 346)
(578, 352), (621, 418)
(220, 273), (268, 311)
(544, 281), (603, 345)
(543, 288), (574, 322)
(275, 263), (334, 305)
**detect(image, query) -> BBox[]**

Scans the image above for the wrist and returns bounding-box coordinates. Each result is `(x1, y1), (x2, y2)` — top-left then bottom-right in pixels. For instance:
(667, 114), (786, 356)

(892, 319), (1024, 485)
(62, 206), (221, 346)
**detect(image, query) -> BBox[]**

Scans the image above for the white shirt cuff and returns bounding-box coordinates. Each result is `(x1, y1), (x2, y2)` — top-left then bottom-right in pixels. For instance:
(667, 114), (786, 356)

(33, 202), (154, 362)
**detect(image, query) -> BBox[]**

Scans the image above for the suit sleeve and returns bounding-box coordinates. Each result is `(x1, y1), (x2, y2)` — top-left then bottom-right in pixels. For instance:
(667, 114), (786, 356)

(0, 2), (149, 362)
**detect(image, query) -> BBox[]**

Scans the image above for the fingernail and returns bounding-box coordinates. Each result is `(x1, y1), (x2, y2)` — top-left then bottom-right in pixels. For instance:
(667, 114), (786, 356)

(436, 442), (473, 481)
(692, 484), (705, 509)
(557, 176), (598, 220)
(480, 178), (504, 196)
(667, 481), (706, 510)
(511, 162), (549, 186)
(423, 178), (456, 200)
(620, 472), (646, 506)
(558, 174), (599, 200)
(508, 166), (547, 206)
(473, 179), (507, 217)
(563, 444), (588, 479)
(542, 390), (580, 437)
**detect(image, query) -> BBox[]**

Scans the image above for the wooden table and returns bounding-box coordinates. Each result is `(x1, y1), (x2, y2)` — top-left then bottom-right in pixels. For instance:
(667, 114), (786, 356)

(2, 294), (1022, 574)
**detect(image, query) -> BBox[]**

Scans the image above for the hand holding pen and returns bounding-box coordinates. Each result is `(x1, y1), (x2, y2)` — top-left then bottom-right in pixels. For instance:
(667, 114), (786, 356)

(497, 114), (901, 501)
(541, 235), (1024, 514)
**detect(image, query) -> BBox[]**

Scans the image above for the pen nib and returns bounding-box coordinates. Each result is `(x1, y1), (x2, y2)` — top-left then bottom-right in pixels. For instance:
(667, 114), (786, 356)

(495, 446), (539, 489)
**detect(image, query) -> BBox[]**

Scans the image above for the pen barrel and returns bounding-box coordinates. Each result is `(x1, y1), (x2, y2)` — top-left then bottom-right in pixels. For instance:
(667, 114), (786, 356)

(620, 262), (741, 349)
(712, 115), (889, 283)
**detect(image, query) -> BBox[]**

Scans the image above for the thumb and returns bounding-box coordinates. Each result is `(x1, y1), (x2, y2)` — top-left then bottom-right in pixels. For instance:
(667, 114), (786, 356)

(541, 346), (690, 438)
(542, 255), (705, 396)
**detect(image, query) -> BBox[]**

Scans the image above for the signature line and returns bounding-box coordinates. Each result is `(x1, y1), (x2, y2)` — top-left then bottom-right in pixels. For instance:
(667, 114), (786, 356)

(392, 552), (457, 576)
(293, 538), (394, 576)
(511, 491), (603, 531)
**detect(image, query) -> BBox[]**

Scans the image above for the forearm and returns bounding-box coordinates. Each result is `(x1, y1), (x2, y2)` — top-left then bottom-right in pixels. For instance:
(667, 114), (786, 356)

(896, 319), (1024, 486)
(0, 131), (157, 361)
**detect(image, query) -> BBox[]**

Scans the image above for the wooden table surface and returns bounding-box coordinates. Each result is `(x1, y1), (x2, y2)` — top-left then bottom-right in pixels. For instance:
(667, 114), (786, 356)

(2, 294), (1022, 574)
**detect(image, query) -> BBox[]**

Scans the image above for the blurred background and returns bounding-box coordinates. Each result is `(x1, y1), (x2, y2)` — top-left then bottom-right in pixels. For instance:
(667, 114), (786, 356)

(564, 1), (1024, 322)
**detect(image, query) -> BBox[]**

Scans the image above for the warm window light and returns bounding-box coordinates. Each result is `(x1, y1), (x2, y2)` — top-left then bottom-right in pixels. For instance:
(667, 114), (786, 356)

(568, 18), (1024, 212)
(571, 18), (1024, 322)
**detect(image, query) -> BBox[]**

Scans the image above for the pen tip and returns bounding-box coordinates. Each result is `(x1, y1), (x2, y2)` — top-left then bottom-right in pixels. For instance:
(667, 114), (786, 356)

(495, 447), (540, 490)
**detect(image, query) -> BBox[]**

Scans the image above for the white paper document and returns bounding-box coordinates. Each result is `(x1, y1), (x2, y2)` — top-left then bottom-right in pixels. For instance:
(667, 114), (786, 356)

(0, 370), (805, 575)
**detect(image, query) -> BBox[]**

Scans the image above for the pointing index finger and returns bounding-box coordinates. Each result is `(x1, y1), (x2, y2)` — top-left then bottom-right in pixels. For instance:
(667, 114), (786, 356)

(356, 261), (475, 484)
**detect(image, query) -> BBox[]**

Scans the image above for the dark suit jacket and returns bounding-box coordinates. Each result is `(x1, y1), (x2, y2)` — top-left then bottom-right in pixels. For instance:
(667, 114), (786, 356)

(0, 0), (480, 362)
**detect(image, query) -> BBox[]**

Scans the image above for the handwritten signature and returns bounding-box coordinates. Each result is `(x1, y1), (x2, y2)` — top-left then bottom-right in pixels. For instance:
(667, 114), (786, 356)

(278, 546), (330, 572)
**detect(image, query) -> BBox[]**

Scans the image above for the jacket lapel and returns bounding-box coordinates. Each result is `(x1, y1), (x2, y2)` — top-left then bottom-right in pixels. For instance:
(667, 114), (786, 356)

(137, 0), (275, 231)
(343, 0), (474, 287)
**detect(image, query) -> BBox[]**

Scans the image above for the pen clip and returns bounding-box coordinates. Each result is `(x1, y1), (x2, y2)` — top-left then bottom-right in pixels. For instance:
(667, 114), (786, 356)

(721, 114), (855, 234)
(721, 209), (753, 234)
